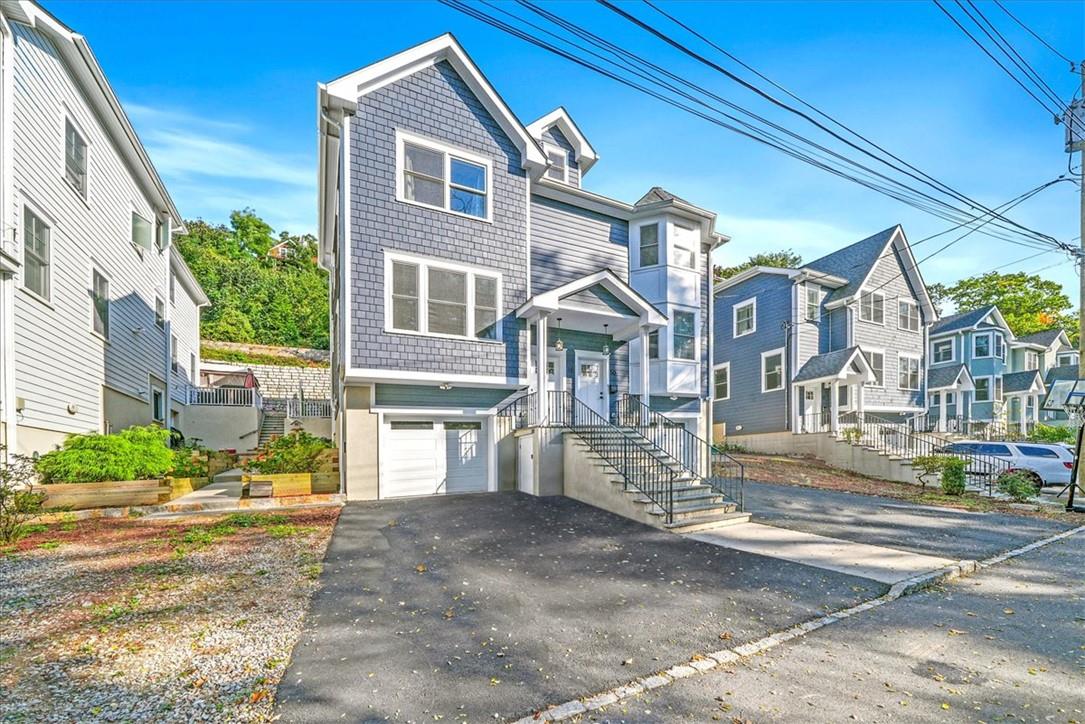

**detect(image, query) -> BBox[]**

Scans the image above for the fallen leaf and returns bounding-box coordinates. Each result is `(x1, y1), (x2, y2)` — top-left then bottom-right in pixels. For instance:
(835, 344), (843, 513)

(415, 563), (428, 574)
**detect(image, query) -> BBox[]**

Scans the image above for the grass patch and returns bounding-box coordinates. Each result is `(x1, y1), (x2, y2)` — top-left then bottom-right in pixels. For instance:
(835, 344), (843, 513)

(221, 513), (288, 528)
(21, 524), (48, 536)
(37, 540), (61, 551)
(302, 563), (322, 579)
(91, 596), (140, 623)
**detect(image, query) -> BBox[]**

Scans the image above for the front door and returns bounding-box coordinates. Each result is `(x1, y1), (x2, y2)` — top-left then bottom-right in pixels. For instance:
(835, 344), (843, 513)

(575, 352), (607, 422)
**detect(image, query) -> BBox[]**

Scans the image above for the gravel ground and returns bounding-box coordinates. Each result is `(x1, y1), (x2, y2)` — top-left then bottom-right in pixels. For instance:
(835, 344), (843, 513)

(0, 508), (339, 723)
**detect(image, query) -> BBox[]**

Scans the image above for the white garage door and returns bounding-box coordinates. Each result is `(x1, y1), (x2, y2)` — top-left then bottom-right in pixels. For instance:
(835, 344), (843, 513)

(383, 419), (488, 498)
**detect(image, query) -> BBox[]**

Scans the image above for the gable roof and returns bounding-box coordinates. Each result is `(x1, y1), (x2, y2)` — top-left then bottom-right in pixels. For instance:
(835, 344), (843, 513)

(526, 107), (598, 174)
(929, 305), (1012, 337)
(928, 364), (974, 391)
(322, 33), (547, 175)
(1002, 370), (1045, 395)
(635, 187), (693, 207)
(515, 268), (667, 330)
(1014, 328), (1067, 349)
(5, 0), (184, 232)
(1046, 364), (1081, 387)
(792, 347), (874, 384)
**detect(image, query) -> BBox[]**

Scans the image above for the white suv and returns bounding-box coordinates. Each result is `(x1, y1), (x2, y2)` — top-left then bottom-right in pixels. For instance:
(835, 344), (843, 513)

(940, 440), (1075, 489)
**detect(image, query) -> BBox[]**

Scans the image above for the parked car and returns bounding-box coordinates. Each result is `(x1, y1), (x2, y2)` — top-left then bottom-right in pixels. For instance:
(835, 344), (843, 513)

(938, 441), (1075, 489)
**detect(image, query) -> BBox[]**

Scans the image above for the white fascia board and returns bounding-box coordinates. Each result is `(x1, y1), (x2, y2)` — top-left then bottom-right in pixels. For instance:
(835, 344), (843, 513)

(983, 307), (1015, 340)
(794, 269), (848, 288)
(317, 85), (355, 269)
(713, 266), (796, 294)
(526, 107), (598, 173)
(345, 368), (527, 388)
(14, 3), (185, 229)
(516, 269), (667, 325)
(169, 247), (209, 306)
(531, 178), (634, 219)
(324, 33), (547, 174)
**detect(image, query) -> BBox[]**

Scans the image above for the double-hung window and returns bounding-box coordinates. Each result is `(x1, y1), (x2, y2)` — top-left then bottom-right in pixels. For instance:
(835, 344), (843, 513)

(1058, 353), (1075, 366)
(171, 334), (179, 371)
(898, 300), (919, 332)
(387, 254), (501, 341)
(993, 334), (1005, 360)
(734, 298), (756, 337)
(1024, 351), (1039, 370)
(974, 333), (991, 358)
(898, 356), (920, 390)
(673, 310), (696, 360)
(714, 363), (730, 400)
(23, 207), (51, 300)
(864, 350), (885, 387)
(859, 291), (884, 324)
(994, 376), (1004, 401)
(805, 286), (823, 321)
(762, 349), (784, 392)
(932, 338), (954, 363)
(155, 296), (165, 329)
(648, 330), (659, 359)
(64, 119), (87, 197)
(672, 225), (697, 269)
(155, 218), (169, 251)
(639, 223), (659, 267)
(91, 269), (109, 338)
(542, 142), (567, 183)
(974, 377), (992, 402)
(399, 132), (489, 220)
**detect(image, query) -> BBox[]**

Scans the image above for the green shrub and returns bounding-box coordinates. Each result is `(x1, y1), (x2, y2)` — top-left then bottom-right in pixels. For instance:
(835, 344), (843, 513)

(841, 427), (863, 445)
(912, 455), (949, 489)
(1027, 424), (1076, 446)
(940, 458), (968, 496)
(997, 471), (1037, 502)
(0, 451), (46, 544)
(36, 425), (174, 483)
(247, 430), (333, 474)
(170, 447), (209, 478)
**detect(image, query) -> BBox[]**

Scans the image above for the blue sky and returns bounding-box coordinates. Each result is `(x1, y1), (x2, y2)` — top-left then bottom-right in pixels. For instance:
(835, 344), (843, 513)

(49, 0), (1083, 307)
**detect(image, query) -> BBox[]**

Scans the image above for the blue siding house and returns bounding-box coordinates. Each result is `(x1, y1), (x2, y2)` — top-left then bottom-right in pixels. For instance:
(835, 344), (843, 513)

(316, 35), (729, 501)
(712, 226), (936, 443)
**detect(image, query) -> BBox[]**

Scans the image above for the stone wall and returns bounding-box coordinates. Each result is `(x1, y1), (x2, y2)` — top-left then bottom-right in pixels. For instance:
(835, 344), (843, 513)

(202, 360), (331, 400)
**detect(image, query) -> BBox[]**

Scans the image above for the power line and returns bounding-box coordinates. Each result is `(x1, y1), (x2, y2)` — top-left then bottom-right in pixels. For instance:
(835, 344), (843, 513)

(445, 0), (1063, 250)
(993, 0), (1075, 67)
(598, 0), (1066, 249)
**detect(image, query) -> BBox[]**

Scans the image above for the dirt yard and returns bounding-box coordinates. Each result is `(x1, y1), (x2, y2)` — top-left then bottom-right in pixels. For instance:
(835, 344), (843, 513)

(0, 508), (339, 723)
(734, 452), (1083, 523)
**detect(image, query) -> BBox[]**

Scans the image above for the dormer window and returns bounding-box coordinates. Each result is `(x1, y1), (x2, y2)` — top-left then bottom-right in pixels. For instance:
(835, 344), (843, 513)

(396, 131), (491, 221)
(543, 141), (567, 183)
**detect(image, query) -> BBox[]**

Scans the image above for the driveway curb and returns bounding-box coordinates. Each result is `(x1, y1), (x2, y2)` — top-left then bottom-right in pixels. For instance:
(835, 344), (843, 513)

(512, 524), (1085, 723)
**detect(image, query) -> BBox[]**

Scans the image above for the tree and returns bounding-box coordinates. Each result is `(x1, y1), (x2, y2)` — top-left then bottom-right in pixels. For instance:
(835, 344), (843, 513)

(936, 271), (1076, 343)
(714, 250), (803, 283)
(174, 211), (330, 349)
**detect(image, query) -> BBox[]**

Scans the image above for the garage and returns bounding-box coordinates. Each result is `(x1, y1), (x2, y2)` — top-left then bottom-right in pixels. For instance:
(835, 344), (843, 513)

(382, 418), (489, 498)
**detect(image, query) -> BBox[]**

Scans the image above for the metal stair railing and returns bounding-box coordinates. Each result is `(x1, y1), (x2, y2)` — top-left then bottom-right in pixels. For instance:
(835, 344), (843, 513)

(837, 411), (1010, 495)
(615, 394), (744, 511)
(495, 391), (681, 523)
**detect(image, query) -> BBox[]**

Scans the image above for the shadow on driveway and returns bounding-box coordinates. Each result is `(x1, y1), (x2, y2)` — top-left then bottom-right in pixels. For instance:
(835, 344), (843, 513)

(276, 493), (883, 722)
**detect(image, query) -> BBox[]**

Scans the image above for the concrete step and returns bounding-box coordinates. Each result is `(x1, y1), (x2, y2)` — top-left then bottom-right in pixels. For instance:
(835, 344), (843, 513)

(665, 511), (752, 534)
(650, 500), (739, 521)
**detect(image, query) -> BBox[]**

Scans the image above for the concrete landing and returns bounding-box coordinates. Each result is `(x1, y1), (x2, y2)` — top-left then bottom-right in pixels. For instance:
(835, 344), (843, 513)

(688, 523), (957, 584)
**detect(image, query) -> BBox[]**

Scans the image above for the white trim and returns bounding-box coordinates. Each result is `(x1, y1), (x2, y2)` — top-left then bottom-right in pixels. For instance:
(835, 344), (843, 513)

(515, 268), (666, 329)
(931, 337), (956, 364)
(857, 288), (886, 325)
(540, 140), (568, 184)
(714, 265), (797, 294)
(974, 375), (995, 403)
(345, 368), (527, 387)
(526, 107), (598, 173)
(861, 346), (886, 388)
(896, 298), (920, 333)
(395, 129), (493, 223)
(760, 347), (785, 393)
(972, 331), (996, 359)
(60, 104), (90, 203)
(713, 361), (730, 401)
(733, 296), (757, 338)
(897, 353), (921, 391)
(324, 34), (547, 173)
(383, 249), (503, 343)
(573, 349), (609, 418)
(18, 196), (53, 303)
(89, 265), (110, 341)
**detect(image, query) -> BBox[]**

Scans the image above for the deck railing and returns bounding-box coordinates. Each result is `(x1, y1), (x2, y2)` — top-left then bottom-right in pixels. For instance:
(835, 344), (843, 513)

(188, 386), (262, 408)
(287, 398), (333, 418)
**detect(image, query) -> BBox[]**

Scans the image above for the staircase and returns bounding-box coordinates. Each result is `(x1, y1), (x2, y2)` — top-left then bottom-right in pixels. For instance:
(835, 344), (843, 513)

(499, 391), (746, 532)
(258, 413), (285, 448)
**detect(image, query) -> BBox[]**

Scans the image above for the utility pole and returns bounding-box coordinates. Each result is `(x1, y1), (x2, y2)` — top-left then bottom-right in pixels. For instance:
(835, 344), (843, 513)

(1068, 60), (1085, 512)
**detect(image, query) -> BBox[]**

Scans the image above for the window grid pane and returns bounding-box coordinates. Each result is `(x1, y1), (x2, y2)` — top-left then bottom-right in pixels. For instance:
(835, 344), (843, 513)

(639, 224), (659, 266)
(736, 303), (754, 335)
(65, 119), (87, 196)
(391, 262), (419, 331)
(427, 268), (467, 336)
(764, 353), (783, 391)
(131, 212), (151, 250)
(474, 275), (498, 340)
(714, 367), (729, 399)
(92, 270), (109, 337)
(23, 208), (51, 299)
(674, 311), (695, 360)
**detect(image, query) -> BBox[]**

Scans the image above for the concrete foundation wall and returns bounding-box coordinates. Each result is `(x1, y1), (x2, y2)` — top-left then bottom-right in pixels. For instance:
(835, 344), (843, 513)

(286, 417), (333, 439)
(730, 431), (919, 485)
(103, 385), (154, 434)
(562, 433), (657, 527)
(14, 424), (69, 456)
(342, 384), (379, 500)
(181, 406), (260, 452)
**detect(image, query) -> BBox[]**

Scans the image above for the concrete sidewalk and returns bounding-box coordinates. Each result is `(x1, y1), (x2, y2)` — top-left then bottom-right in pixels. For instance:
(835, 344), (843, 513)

(689, 522), (958, 584)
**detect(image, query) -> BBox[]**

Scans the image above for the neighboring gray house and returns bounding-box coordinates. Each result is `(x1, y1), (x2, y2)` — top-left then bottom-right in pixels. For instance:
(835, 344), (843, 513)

(712, 225), (936, 443)
(317, 35), (729, 503)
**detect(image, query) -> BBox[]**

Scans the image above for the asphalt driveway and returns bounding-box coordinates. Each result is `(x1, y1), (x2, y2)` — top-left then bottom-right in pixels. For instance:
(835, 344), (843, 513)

(744, 480), (1073, 560)
(276, 493), (883, 722)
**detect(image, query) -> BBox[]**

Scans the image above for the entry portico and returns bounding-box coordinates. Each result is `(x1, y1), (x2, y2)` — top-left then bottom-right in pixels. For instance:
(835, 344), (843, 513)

(791, 347), (876, 434)
(516, 269), (667, 421)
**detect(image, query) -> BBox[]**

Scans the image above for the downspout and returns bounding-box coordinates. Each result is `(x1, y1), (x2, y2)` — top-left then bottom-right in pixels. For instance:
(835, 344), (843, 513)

(705, 246), (713, 441)
(0, 13), (16, 462)
(163, 216), (172, 433)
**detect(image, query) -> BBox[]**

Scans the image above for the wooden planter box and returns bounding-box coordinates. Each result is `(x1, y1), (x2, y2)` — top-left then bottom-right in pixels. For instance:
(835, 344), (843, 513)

(241, 472), (339, 498)
(166, 476), (211, 501)
(38, 479), (171, 510)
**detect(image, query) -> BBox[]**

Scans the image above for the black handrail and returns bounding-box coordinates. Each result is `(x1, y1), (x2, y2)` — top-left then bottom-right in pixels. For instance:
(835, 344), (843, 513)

(496, 391), (681, 523)
(615, 394), (744, 511)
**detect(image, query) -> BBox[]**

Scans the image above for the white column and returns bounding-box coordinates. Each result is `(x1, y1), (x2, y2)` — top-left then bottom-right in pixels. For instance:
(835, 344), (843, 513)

(830, 380), (840, 435)
(638, 325), (650, 410)
(793, 384), (804, 432)
(856, 382), (865, 419)
(939, 392), (947, 433)
(535, 315), (548, 421)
